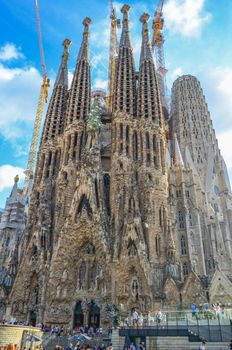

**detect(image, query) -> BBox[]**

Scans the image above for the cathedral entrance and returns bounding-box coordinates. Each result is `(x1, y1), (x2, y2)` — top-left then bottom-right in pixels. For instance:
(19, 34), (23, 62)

(73, 301), (84, 328)
(88, 301), (100, 327)
(29, 310), (37, 326)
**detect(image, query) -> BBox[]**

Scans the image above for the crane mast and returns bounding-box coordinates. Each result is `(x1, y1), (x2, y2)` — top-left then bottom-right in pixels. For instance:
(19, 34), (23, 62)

(152, 0), (169, 119)
(24, 0), (50, 195)
(107, 0), (120, 112)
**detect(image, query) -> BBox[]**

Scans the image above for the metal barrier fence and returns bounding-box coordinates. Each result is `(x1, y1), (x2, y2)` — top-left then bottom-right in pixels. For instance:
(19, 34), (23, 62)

(119, 315), (232, 342)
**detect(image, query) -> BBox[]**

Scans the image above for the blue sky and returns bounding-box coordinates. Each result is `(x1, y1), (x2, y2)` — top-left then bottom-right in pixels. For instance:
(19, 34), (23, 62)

(0, 0), (232, 208)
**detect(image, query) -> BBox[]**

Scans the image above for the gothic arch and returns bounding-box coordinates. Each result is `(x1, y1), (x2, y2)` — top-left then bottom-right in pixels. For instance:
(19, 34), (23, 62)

(76, 194), (93, 220)
(127, 239), (137, 257)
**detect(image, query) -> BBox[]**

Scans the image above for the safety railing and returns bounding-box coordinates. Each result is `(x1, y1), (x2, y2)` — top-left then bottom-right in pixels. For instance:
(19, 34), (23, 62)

(119, 313), (232, 342)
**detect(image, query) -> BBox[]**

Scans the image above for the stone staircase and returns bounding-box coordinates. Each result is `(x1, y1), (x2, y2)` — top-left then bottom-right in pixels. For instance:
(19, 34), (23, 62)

(111, 329), (124, 350)
(0, 324), (42, 347)
(148, 337), (229, 350)
(0, 326), (22, 346)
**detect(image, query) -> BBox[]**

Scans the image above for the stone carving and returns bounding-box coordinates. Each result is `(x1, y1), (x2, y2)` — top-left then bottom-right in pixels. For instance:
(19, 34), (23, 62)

(6, 8), (232, 327)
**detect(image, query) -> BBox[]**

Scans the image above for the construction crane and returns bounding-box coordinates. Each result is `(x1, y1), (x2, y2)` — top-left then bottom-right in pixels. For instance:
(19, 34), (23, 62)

(152, 0), (169, 119)
(24, 0), (50, 195)
(107, 0), (120, 112)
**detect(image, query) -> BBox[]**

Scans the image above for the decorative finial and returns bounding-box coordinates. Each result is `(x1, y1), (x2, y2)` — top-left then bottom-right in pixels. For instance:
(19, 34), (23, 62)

(140, 13), (150, 24)
(62, 38), (71, 63)
(14, 175), (19, 183)
(121, 4), (131, 14)
(83, 17), (92, 29)
(63, 38), (71, 49)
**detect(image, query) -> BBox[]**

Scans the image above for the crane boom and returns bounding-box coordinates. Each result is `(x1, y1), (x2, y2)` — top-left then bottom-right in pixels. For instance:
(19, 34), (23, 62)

(107, 0), (120, 112)
(152, 0), (169, 119)
(24, 0), (50, 195)
(35, 0), (46, 75)
(156, 0), (164, 14)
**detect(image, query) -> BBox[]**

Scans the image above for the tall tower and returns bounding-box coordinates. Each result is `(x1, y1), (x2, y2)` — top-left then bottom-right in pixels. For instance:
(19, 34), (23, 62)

(56, 18), (91, 222)
(107, 2), (119, 112)
(9, 41), (71, 325)
(66, 18), (91, 125)
(28, 39), (71, 251)
(113, 5), (136, 116)
(41, 39), (71, 142)
(170, 75), (232, 271)
(136, 13), (171, 291)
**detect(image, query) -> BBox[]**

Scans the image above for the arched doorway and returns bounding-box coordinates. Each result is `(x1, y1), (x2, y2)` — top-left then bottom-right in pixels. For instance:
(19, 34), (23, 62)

(73, 301), (84, 328)
(29, 310), (37, 326)
(88, 300), (100, 327)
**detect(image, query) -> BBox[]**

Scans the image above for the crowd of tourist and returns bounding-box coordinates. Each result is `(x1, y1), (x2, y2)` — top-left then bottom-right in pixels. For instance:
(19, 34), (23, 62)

(191, 302), (228, 319)
(122, 308), (166, 328)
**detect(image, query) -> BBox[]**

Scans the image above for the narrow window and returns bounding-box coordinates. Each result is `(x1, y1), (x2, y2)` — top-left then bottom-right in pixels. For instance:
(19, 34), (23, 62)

(103, 174), (111, 215)
(133, 131), (138, 160)
(183, 262), (189, 276)
(180, 235), (187, 255)
(126, 125), (130, 157)
(140, 133), (143, 163)
(95, 178), (100, 208)
(188, 211), (193, 227)
(178, 210), (185, 229)
(79, 132), (84, 160)
(72, 132), (78, 160)
(153, 134), (157, 167)
(146, 132), (150, 165)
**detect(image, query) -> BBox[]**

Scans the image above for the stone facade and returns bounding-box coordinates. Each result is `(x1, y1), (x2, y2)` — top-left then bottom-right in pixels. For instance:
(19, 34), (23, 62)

(4, 5), (232, 327)
(0, 176), (26, 319)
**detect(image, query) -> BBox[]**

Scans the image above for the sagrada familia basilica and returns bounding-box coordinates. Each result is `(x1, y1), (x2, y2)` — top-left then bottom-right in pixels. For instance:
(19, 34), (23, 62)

(0, 4), (232, 327)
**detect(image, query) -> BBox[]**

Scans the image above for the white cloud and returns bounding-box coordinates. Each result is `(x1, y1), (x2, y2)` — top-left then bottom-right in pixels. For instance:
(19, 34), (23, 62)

(163, 0), (211, 37)
(192, 66), (232, 185)
(0, 165), (25, 192)
(0, 43), (24, 61)
(0, 64), (24, 81)
(0, 63), (42, 140)
(68, 70), (74, 89)
(93, 78), (108, 90)
(217, 130), (232, 185)
(172, 67), (183, 79)
(200, 66), (232, 133)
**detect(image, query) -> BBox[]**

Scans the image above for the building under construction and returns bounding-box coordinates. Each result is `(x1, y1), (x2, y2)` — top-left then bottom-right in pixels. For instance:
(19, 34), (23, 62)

(0, 2), (232, 328)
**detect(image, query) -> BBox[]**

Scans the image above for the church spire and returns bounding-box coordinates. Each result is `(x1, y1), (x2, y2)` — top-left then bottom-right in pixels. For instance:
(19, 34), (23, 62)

(42, 39), (71, 142)
(139, 13), (153, 64)
(173, 133), (184, 168)
(107, 4), (118, 112)
(77, 17), (91, 63)
(113, 4), (136, 116)
(67, 17), (91, 124)
(54, 38), (71, 88)
(119, 4), (132, 48)
(137, 13), (163, 124)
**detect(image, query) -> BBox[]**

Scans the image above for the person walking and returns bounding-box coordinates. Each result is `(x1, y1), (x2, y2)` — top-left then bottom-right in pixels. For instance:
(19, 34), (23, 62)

(228, 339), (232, 350)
